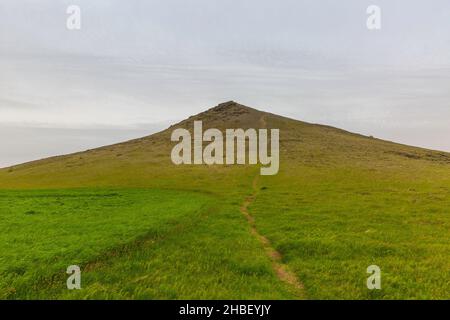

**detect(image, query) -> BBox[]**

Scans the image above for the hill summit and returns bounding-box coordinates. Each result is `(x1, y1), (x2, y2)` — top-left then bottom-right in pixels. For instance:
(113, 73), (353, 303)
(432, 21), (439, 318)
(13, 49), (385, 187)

(0, 101), (449, 189)
(1, 101), (450, 299)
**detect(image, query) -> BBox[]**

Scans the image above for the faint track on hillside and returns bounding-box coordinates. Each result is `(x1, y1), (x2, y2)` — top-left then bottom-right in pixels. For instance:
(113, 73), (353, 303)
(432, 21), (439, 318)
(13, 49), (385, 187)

(240, 115), (305, 298)
(259, 115), (267, 128)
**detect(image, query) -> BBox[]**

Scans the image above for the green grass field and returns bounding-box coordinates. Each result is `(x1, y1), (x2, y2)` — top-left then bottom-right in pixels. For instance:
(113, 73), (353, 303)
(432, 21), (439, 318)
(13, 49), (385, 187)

(254, 165), (450, 299)
(1, 102), (449, 299)
(0, 188), (294, 299)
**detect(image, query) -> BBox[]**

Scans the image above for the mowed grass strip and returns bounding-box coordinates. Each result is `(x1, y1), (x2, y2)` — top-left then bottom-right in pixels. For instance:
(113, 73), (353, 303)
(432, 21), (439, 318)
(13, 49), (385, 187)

(0, 188), (294, 299)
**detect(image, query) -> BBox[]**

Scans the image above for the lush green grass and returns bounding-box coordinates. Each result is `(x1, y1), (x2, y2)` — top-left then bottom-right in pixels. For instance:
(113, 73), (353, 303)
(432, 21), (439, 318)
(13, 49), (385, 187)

(253, 165), (450, 299)
(0, 188), (293, 299)
(1, 102), (450, 299)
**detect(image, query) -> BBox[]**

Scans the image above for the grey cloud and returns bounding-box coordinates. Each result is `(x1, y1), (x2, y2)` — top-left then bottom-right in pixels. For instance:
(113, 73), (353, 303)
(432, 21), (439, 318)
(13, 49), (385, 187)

(1, 0), (450, 166)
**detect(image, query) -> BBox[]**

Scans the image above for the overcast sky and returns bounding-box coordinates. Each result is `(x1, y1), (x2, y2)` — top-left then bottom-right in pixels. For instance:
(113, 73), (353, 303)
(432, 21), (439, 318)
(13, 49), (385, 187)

(1, 0), (450, 167)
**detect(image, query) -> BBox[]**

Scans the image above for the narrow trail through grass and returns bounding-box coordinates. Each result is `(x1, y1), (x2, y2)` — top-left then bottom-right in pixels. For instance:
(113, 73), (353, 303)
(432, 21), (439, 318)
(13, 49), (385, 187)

(240, 175), (306, 299)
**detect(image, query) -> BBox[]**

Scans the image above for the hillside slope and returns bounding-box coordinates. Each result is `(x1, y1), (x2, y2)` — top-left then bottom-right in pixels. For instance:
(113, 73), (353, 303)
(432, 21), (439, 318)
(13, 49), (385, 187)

(1, 101), (450, 299)
(1, 101), (449, 190)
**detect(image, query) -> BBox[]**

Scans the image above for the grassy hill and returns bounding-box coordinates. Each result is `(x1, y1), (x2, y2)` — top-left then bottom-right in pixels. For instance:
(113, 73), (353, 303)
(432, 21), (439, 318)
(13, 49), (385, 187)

(1, 101), (450, 299)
